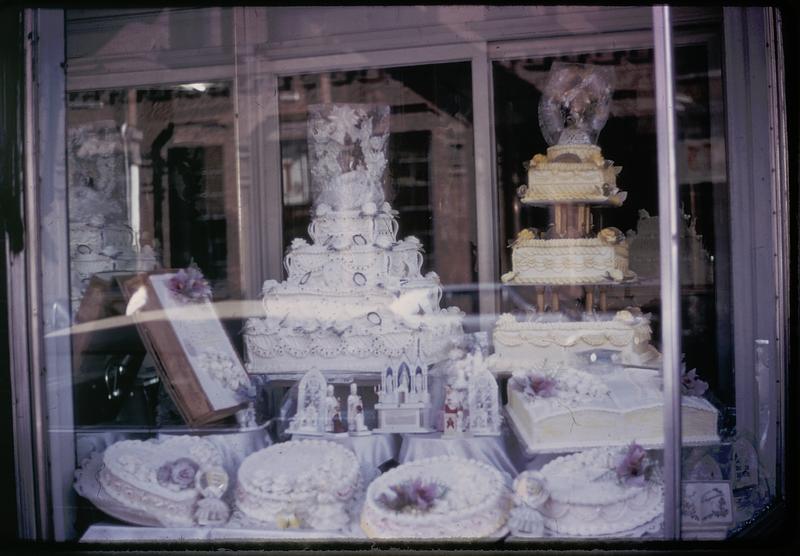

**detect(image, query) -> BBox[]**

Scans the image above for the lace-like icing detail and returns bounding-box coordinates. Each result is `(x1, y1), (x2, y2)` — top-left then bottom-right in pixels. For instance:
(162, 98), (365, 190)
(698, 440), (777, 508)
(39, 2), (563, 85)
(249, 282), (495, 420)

(197, 349), (252, 393)
(503, 238), (631, 285)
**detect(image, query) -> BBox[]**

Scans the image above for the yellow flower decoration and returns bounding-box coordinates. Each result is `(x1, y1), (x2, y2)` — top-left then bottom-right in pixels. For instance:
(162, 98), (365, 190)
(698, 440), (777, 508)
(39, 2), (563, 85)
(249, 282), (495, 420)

(276, 512), (301, 529)
(531, 154), (548, 167)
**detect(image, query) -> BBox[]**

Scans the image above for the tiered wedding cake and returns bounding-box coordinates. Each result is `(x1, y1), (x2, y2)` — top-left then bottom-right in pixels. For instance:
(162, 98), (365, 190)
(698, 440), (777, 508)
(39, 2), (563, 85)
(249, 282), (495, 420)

(244, 104), (463, 375)
(492, 63), (719, 455)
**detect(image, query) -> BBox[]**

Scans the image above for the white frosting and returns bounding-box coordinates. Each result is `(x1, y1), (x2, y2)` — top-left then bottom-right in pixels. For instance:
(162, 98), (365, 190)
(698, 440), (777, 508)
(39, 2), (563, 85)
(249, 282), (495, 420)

(99, 436), (224, 527)
(502, 236), (633, 285)
(491, 311), (661, 369)
(235, 439), (360, 530)
(360, 456), (512, 539)
(246, 204), (464, 374)
(537, 447), (664, 536)
(521, 144), (626, 206)
(504, 366), (720, 453)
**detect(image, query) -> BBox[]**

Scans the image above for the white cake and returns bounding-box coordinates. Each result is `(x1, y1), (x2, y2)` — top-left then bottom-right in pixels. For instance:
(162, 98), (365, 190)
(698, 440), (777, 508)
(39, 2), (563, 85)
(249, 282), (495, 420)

(535, 445), (664, 536)
(627, 209), (714, 286)
(502, 363), (719, 453)
(501, 229), (634, 285)
(98, 436), (225, 527)
(491, 310), (661, 370)
(235, 439), (360, 530)
(244, 104), (463, 375)
(519, 144), (626, 206)
(360, 456), (512, 539)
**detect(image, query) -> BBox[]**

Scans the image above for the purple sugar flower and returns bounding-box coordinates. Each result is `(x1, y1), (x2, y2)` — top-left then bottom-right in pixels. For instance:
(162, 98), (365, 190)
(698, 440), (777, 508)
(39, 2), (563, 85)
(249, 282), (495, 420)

(681, 368), (709, 397)
(377, 478), (446, 512)
(170, 457), (199, 488)
(167, 264), (212, 301)
(156, 463), (173, 487)
(511, 373), (557, 399)
(615, 443), (649, 487)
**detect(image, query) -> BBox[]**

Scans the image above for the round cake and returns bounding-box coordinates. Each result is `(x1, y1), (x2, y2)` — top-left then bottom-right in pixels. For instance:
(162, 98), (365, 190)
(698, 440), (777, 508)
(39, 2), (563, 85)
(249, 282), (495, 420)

(360, 456), (512, 539)
(235, 439), (360, 530)
(537, 445), (664, 536)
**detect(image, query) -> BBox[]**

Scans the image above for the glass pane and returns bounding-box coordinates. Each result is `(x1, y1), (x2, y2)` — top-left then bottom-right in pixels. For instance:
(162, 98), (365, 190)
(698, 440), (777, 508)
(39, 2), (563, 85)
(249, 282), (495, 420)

(492, 48), (677, 540)
(36, 5), (782, 544)
(673, 13), (779, 538)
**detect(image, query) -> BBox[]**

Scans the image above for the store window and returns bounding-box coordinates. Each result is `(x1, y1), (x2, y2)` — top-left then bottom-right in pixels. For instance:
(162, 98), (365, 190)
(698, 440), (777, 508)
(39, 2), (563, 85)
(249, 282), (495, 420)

(4, 5), (788, 545)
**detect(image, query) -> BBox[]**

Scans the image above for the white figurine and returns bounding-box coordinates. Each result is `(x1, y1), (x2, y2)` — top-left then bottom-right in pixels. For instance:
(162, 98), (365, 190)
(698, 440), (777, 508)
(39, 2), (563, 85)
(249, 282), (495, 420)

(347, 383), (360, 431)
(325, 384), (339, 432)
(443, 385), (462, 436)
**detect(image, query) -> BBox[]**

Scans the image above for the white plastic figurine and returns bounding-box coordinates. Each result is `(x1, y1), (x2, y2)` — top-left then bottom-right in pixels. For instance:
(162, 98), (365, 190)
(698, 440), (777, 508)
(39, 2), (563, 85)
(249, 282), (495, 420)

(347, 383), (360, 431)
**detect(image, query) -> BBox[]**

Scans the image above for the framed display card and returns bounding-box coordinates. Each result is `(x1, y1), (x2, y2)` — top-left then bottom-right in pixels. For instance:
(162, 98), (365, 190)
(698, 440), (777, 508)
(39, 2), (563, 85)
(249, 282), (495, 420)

(120, 270), (252, 426)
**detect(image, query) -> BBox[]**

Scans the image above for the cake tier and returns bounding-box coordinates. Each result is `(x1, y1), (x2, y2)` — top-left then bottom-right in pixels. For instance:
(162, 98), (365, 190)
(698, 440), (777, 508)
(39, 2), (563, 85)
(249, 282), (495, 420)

(244, 306), (462, 374)
(360, 456), (512, 539)
(521, 144), (626, 206)
(99, 436), (224, 527)
(491, 311), (661, 369)
(285, 237), (425, 289)
(235, 439), (360, 528)
(501, 235), (634, 286)
(261, 280), (444, 325)
(307, 203), (398, 249)
(537, 447), (664, 536)
(503, 366), (719, 454)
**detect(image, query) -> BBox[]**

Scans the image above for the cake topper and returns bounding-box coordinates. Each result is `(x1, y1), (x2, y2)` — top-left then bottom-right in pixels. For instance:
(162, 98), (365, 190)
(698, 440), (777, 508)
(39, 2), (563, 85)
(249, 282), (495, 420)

(538, 62), (615, 146)
(307, 103), (390, 210)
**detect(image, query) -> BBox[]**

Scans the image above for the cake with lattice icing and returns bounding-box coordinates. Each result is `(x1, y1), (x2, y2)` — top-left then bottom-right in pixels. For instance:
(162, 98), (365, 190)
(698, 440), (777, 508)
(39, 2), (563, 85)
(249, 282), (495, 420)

(235, 439), (360, 530)
(98, 436), (226, 527)
(244, 104), (463, 375)
(535, 444), (664, 536)
(360, 456), (512, 539)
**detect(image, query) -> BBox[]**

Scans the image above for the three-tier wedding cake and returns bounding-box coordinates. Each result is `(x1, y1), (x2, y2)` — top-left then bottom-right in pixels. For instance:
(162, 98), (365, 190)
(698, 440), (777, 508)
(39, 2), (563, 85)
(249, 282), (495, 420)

(244, 104), (463, 375)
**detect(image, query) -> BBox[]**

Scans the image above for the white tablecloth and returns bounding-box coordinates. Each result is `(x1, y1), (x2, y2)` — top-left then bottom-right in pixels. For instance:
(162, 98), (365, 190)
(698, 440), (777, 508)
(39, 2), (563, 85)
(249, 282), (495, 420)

(292, 432), (400, 483)
(397, 428), (525, 477)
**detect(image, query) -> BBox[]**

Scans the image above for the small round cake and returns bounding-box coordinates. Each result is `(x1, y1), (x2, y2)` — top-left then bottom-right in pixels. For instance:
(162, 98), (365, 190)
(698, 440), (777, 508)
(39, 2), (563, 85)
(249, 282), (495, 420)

(360, 456), (512, 539)
(235, 439), (360, 530)
(537, 445), (664, 537)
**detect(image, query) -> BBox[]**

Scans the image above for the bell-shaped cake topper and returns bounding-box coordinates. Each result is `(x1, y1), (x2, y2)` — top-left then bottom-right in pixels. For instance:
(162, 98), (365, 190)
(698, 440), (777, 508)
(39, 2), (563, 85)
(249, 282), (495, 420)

(538, 62), (615, 146)
(307, 103), (390, 210)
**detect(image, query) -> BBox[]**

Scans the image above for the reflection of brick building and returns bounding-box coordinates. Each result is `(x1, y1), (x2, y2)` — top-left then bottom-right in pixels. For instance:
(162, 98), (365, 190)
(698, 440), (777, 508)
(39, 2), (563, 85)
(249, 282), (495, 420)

(277, 66), (476, 294)
(67, 85), (241, 298)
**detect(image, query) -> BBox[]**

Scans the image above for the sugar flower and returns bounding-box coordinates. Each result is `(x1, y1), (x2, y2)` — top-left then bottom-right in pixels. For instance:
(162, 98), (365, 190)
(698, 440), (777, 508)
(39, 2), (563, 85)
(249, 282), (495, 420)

(615, 442), (649, 487)
(167, 264), (212, 301)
